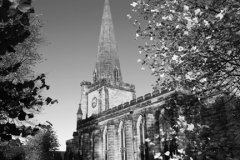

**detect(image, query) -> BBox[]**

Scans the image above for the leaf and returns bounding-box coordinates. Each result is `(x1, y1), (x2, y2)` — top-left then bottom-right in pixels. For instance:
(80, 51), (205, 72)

(18, 0), (31, 13)
(164, 151), (170, 156)
(154, 152), (162, 159)
(46, 85), (50, 90)
(22, 126), (32, 137)
(1, 134), (12, 141)
(187, 123), (194, 131)
(130, 2), (138, 7)
(149, 142), (155, 146)
(46, 121), (53, 126)
(161, 108), (165, 114)
(45, 97), (52, 105)
(9, 109), (20, 119)
(27, 113), (34, 119)
(145, 138), (151, 142)
(18, 111), (27, 121)
(51, 99), (58, 104)
(31, 127), (40, 136)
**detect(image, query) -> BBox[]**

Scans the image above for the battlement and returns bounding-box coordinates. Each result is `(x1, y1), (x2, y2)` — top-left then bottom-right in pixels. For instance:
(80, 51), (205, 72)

(80, 81), (92, 86)
(77, 87), (176, 129)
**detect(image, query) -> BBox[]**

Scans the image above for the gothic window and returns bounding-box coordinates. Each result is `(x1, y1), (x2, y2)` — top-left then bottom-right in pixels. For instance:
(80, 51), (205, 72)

(140, 122), (144, 145)
(119, 122), (127, 160)
(103, 126), (108, 160)
(93, 69), (97, 82)
(91, 133), (95, 160)
(79, 135), (83, 155)
(114, 68), (119, 81)
(105, 132), (108, 160)
(137, 116), (145, 160)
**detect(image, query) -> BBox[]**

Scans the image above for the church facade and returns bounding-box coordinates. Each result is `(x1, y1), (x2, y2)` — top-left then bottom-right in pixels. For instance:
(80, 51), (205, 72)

(64, 0), (184, 160)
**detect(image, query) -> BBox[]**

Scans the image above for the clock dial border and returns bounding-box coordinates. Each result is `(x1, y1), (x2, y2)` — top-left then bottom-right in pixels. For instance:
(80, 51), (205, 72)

(92, 97), (97, 108)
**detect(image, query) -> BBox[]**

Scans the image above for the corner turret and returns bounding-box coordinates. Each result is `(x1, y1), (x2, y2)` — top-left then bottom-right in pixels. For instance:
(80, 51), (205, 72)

(78, 81), (91, 120)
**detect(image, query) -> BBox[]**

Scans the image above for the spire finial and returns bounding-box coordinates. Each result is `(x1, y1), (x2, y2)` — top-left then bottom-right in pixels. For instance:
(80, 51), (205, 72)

(105, 0), (109, 5)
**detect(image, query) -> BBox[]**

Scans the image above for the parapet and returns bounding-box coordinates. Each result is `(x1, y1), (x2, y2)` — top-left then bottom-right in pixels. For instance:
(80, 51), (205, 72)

(72, 132), (78, 137)
(80, 81), (92, 86)
(77, 87), (177, 129)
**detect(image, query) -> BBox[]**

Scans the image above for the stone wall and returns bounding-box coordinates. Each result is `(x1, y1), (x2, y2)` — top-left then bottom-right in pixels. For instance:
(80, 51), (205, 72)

(75, 89), (176, 160)
(108, 87), (134, 109)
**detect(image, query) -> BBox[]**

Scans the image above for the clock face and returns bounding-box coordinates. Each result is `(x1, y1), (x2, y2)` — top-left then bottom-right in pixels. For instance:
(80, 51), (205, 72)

(92, 97), (97, 108)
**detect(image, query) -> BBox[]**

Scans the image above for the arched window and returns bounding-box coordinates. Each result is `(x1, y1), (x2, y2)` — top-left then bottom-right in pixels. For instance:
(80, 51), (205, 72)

(114, 68), (119, 81)
(119, 122), (127, 160)
(79, 135), (83, 155)
(91, 133), (95, 160)
(140, 122), (144, 145)
(93, 69), (97, 82)
(103, 126), (108, 160)
(137, 116), (145, 160)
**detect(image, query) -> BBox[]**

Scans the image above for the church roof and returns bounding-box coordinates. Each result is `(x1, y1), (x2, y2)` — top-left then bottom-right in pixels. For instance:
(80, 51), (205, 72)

(94, 0), (122, 82)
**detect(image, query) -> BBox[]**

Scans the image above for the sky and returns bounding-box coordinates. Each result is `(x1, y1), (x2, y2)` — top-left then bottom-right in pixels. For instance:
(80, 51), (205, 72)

(32, 0), (156, 151)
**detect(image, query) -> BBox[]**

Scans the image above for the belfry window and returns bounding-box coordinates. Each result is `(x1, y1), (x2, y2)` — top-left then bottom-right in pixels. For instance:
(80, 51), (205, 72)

(93, 70), (97, 82)
(114, 68), (119, 81)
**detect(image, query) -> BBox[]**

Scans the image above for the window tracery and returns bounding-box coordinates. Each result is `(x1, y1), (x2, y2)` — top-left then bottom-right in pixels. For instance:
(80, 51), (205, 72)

(114, 68), (119, 81)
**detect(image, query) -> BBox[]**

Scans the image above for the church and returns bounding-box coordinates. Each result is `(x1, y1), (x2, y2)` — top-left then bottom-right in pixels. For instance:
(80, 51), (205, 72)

(64, 0), (185, 160)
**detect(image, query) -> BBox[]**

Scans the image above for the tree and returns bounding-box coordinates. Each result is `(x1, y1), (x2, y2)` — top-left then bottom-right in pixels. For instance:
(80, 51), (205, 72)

(24, 124), (60, 160)
(129, 0), (240, 158)
(0, 139), (25, 160)
(0, 124), (59, 160)
(0, 0), (57, 147)
(1, 14), (46, 82)
(130, 0), (240, 98)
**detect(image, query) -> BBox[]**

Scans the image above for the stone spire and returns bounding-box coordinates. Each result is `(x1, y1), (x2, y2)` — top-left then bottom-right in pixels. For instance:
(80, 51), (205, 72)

(93, 0), (122, 83)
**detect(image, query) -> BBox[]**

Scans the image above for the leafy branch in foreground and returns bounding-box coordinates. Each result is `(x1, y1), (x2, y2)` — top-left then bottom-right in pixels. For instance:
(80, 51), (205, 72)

(129, 0), (240, 158)
(130, 0), (240, 98)
(0, 0), (57, 146)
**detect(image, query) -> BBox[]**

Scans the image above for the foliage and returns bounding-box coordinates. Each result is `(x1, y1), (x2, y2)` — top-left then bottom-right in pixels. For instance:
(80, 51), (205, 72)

(24, 125), (60, 160)
(130, 0), (240, 98)
(1, 14), (46, 82)
(0, 0), (33, 56)
(0, 139), (25, 160)
(147, 94), (240, 159)
(129, 0), (240, 158)
(0, 0), (57, 146)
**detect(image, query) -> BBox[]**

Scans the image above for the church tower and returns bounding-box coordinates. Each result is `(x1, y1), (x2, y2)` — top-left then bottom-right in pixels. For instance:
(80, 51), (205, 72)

(77, 0), (135, 121)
